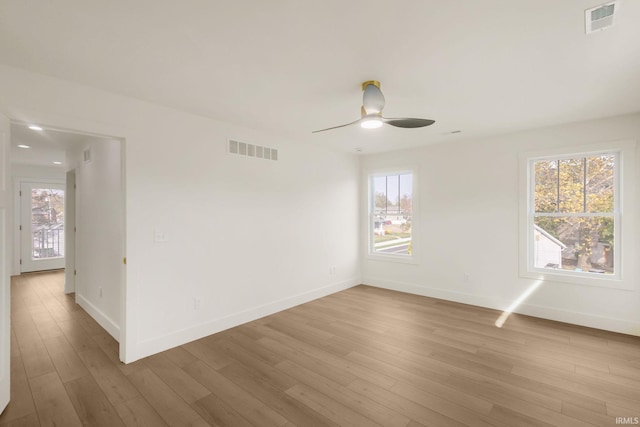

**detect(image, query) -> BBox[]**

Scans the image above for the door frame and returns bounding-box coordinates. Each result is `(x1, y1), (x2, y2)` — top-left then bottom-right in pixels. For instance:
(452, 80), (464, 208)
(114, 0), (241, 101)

(64, 170), (76, 295)
(12, 178), (66, 275)
(17, 180), (66, 273)
(1, 113), (11, 414)
(8, 119), (128, 363)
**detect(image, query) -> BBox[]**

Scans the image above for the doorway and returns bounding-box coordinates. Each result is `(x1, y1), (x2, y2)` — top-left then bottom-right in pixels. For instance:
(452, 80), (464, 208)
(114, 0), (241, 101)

(10, 121), (126, 355)
(19, 181), (66, 273)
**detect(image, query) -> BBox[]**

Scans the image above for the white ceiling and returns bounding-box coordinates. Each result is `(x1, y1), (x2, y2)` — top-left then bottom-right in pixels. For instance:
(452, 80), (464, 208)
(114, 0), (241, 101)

(10, 123), (108, 168)
(1, 1), (640, 154)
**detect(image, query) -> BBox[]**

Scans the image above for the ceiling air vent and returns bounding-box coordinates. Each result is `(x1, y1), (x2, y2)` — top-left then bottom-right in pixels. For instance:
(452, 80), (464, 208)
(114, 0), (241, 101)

(585, 1), (617, 34)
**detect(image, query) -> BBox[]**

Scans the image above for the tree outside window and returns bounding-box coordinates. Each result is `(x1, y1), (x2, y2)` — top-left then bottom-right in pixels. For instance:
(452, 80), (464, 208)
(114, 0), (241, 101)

(531, 153), (616, 274)
(370, 173), (413, 256)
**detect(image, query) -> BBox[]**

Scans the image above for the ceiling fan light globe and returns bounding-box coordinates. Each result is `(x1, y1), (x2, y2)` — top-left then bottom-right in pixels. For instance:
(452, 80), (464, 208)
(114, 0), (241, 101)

(361, 118), (383, 129)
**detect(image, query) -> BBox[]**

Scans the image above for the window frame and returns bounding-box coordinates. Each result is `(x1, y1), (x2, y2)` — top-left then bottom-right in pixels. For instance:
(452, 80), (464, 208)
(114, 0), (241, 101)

(367, 169), (416, 264)
(519, 140), (636, 289)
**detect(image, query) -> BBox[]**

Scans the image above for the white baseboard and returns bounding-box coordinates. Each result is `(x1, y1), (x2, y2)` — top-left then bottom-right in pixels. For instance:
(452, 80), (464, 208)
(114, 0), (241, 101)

(364, 277), (503, 311)
(364, 276), (640, 337)
(515, 302), (640, 336)
(132, 278), (359, 362)
(76, 294), (120, 341)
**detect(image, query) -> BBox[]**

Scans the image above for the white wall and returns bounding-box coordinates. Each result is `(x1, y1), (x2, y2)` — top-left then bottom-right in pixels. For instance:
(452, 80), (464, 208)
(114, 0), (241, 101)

(70, 140), (123, 340)
(361, 113), (640, 336)
(0, 64), (361, 362)
(11, 164), (65, 181)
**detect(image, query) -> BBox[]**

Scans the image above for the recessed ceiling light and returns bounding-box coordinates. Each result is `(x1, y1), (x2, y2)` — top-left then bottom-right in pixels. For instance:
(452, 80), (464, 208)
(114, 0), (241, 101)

(17, 144), (31, 149)
(52, 161), (62, 165)
(28, 125), (43, 131)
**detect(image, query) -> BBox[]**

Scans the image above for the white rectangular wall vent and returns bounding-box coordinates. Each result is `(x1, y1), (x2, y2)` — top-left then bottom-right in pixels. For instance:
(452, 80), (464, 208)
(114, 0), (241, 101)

(228, 139), (278, 161)
(586, 1), (617, 34)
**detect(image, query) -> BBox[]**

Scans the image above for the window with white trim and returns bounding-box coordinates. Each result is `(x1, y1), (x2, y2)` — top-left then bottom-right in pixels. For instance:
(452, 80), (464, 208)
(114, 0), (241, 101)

(369, 172), (413, 256)
(527, 151), (619, 278)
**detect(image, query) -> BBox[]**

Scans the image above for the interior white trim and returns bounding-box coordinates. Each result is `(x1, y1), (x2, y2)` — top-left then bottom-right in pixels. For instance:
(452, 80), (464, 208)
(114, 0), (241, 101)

(76, 294), (121, 341)
(364, 276), (640, 336)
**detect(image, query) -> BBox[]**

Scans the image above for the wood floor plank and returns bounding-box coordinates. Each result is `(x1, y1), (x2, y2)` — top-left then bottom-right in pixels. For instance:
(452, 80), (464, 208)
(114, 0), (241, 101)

(511, 365), (640, 411)
(18, 339), (55, 380)
(390, 379), (495, 427)
(486, 405), (555, 427)
(0, 412), (41, 427)
(42, 335), (90, 383)
(345, 351), (492, 416)
(218, 327), (285, 366)
(285, 383), (384, 427)
(113, 395), (168, 427)
(182, 338), (234, 371)
(258, 324), (398, 388)
(28, 371), (83, 427)
(77, 347), (140, 406)
(219, 361), (338, 427)
(215, 337), (297, 391)
(192, 394), (253, 427)
(257, 335), (358, 387)
(8, 272), (640, 427)
(56, 318), (100, 353)
(348, 379), (465, 426)
(276, 359), (410, 427)
(127, 368), (209, 427)
(64, 374), (126, 427)
(0, 355), (35, 424)
(183, 360), (289, 427)
(561, 401), (617, 426)
(144, 353), (210, 404)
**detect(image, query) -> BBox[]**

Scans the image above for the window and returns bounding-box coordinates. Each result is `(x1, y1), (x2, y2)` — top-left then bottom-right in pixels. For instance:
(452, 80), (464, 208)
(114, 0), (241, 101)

(369, 172), (413, 257)
(524, 148), (625, 282)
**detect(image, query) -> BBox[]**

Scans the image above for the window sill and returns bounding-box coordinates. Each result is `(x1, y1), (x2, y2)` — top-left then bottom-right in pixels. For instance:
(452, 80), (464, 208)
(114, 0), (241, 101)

(366, 253), (417, 265)
(520, 268), (632, 290)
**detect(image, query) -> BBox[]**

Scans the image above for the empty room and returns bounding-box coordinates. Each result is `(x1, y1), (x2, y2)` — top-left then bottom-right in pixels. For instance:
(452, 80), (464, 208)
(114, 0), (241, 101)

(1, 1), (639, 426)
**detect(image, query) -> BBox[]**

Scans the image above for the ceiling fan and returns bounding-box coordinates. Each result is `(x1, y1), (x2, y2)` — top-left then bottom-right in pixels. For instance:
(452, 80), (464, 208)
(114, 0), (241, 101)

(312, 80), (435, 133)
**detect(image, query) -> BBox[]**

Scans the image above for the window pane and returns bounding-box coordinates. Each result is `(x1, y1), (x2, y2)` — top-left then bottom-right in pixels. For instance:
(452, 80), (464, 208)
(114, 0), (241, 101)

(372, 174), (412, 256)
(534, 160), (558, 213)
(373, 176), (387, 213)
(533, 216), (613, 274)
(31, 188), (65, 259)
(586, 154), (614, 213)
(399, 174), (413, 218)
(559, 158), (585, 213)
(386, 175), (399, 213)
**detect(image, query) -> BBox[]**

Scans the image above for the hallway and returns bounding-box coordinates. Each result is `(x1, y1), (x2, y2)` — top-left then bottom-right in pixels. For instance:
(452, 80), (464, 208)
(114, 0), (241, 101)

(0, 271), (138, 426)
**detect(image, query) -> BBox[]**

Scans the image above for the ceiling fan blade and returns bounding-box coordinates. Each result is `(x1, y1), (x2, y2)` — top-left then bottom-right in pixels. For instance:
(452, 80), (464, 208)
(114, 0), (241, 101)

(362, 83), (385, 114)
(383, 117), (435, 128)
(312, 118), (361, 133)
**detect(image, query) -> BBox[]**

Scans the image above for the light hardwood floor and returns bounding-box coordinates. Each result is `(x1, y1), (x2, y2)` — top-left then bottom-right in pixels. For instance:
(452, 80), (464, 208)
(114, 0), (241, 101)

(1, 271), (639, 426)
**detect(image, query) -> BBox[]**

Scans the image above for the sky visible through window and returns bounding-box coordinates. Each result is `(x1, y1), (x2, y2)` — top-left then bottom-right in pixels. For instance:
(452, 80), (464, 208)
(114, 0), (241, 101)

(373, 173), (412, 209)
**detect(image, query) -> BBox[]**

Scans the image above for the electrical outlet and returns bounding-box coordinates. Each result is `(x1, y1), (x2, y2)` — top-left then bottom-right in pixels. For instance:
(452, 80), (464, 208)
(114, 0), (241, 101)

(194, 297), (201, 310)
(154, 230), (168, 242)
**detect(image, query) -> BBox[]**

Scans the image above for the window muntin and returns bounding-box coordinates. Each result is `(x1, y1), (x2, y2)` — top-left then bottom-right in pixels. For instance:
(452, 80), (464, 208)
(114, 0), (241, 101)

(530, 153), (617, 276)
(370, 172), (413, 256)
